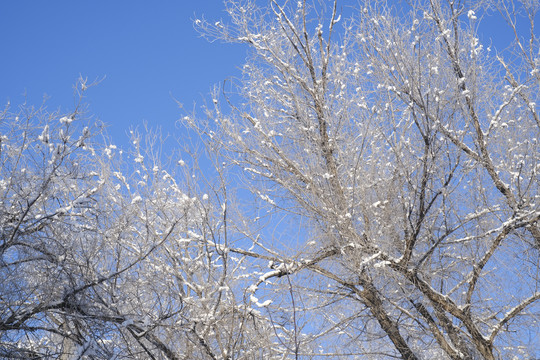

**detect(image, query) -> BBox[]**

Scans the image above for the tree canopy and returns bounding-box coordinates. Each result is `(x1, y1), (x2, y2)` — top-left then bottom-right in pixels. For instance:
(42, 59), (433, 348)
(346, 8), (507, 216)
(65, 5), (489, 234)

(1, 1), (539, 359)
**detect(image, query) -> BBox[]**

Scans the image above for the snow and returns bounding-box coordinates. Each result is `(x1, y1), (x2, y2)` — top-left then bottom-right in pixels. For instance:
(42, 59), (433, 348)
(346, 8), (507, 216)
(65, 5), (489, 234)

(59, 116), (73, 124)
(259, 269), (282, 283)
(257, 299), (272, 308)
(360, 252), (382, 266)
(374, 260), (390, 268)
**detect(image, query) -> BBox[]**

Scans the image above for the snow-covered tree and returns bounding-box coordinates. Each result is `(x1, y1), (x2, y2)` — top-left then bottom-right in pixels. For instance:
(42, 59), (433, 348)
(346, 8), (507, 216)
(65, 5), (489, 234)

(2, 0), (540, 359)
(191, 0), (540, 358)
(0, 81), (274, 359)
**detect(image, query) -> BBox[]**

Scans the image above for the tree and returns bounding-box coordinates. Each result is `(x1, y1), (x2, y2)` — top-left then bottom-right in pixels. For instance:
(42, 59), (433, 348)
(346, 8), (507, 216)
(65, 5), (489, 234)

(1, 0), (539, 359)
(0, 81), (274, 359)
(191, 0), (540, 358)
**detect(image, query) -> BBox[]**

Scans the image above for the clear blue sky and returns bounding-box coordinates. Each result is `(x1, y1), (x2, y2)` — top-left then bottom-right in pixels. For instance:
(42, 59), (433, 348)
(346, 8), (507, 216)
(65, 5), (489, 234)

(0, 1), (521, 144)
(0, 1), (248, 141)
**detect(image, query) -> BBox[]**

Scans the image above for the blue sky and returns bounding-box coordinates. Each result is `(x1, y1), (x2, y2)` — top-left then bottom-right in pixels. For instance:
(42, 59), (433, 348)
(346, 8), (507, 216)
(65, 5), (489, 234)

(1, 1), (538, 356)
(0, 1), (525, 144)
(0, 1), (248, 141)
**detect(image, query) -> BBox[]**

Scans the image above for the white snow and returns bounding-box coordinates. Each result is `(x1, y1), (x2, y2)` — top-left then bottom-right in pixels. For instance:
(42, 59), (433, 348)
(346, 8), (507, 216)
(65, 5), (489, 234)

(59, 116), (73, 124)
(131, 195), (142, 204)
(257, 299), (272, 308)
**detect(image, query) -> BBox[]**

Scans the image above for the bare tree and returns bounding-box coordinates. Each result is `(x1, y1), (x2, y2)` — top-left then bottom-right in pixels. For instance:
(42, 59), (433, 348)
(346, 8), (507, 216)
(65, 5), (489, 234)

(0, 81), (274, 359)
(2, 0), (539, 359)
(192, 0), (540, 358)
